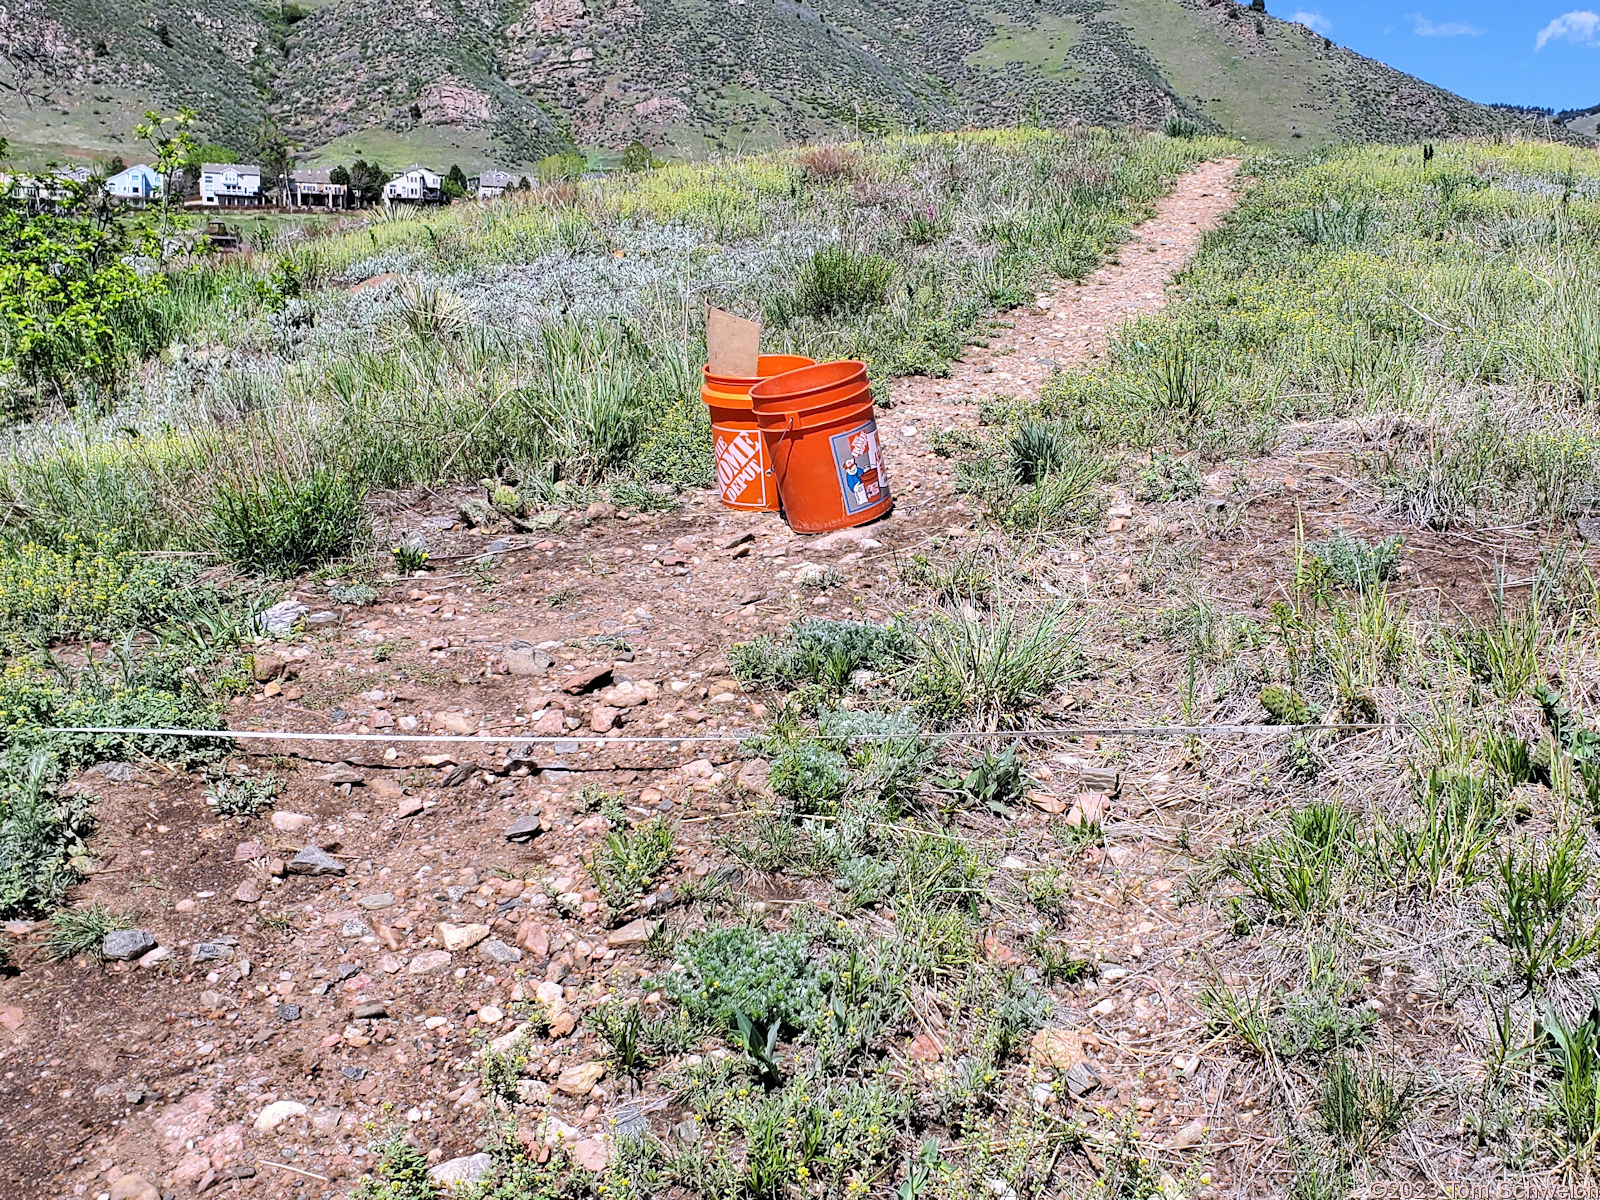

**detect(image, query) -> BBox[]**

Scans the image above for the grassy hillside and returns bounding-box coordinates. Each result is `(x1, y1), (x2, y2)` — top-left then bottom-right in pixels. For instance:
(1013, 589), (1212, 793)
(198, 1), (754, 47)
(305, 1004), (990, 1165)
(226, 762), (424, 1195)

(4, 0), (1588, 169)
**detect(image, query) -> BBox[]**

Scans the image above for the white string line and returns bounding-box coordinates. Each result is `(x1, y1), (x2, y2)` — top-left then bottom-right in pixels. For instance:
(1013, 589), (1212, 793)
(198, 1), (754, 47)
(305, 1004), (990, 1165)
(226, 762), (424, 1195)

(38, 722), (1403, 745)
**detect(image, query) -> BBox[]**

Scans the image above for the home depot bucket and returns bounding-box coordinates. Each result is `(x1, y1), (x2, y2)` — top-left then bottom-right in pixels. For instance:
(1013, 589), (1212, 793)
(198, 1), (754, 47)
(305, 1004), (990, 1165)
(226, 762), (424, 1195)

(702, 354), (815, 511)
(749, 360), (892, 534)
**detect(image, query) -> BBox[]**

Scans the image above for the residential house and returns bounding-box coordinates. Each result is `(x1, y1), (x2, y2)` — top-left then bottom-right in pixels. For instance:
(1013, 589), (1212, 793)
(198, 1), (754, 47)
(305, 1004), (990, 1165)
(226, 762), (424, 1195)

(475, 169), (526, 200)
(106, 163), (162, 203)
(285, 168), (351, 210)
(383, 166), (443, 204)
(0, 165), (92, 209)
(199, 163), (262, 207)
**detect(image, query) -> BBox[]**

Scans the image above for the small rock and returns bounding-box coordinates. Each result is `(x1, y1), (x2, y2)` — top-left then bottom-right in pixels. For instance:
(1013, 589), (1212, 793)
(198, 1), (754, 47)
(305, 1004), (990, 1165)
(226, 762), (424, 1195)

(251, 654), (285, 683)
(341, 918), (370, 938)
(269, 812), (315, 837)
(478, 938), (522, 965)
(253, 1099), (307, 1133)
(307, 610), (339, 627)
(277, 1004), (301, 1022)
(108, 1176), (159, 1200)
(671, 1117), (699, 1145)
(572, 1138), (609, 1172)
(907, 1032), (943, 1062)
(429, 1152), (493, 1188)
(190, 941), (234, 964)
(317, 764), (366, 786)
(586, 502), (617, 521)
(408, 950), (453, 975)
(437, 922), (491, 952)
(396, 796), (425, 819)
(255, 600), (307, 637)
(352, 1000), (388, 1020)
(287, 846), (346, 876)
(103, 929), (157, 961)
(589, 705), (619, 733)
(1170, 1118), (1206, 1151)
(232, 841), (269, 863)
(503, 642), (555, 676)
(233, 879), (262, 904)
(432, 710), (480, 735)
(358, 892), (396, 910)
(605, 919), (658, 949)
(503, 814), (543, 843)
(478, 1004), (504, 1025)
(548, 1011), (577, 1038)
(517, 920), (550, 959)
(1063, 1061), (1101, 1099)
(556, 1061), (606, 1096)
(489, 1021), (533, 1055)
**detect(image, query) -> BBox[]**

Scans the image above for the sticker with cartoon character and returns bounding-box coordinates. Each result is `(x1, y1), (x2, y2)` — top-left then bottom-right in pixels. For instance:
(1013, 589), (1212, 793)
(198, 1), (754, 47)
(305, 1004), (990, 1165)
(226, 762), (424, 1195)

(829, 421), (889, 514)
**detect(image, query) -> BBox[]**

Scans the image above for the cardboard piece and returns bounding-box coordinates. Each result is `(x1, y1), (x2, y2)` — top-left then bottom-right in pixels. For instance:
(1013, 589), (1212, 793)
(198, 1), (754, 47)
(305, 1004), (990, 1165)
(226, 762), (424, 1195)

(706, 307), (761, 377)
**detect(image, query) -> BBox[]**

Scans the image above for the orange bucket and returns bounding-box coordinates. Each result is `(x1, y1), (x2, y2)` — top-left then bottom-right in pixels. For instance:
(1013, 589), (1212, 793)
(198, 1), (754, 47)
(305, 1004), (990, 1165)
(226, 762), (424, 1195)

(749, 360), (892, 534)
(703, 354), (815, 511)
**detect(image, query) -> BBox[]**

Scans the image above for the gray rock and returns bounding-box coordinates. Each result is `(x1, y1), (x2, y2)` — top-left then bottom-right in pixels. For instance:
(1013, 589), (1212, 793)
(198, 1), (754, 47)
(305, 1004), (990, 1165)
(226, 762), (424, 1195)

(255, 600), (308, 636)
(485, 538), (511, 554)
(190, 941), (234, 964)
(352, 999), (388, 1019)
(503, 813), (543, 842)
(477, 938), (522, 965)
(306, 610), (340, 627)
(672, 1117), (700, 1145)
(612, 1102), (649, 1139)
(277, 1004), (301, 1022)
(103, 929), (157, 961)
(1063, 1061), (1101, 1099)
(429, 1153), (492, 1187)
(340, 918), (370, 939)
(503, 641), (556, 676)
(287, 846), (346, 876)
(340, 1066), (367, 1081)
(337, 962), (362, 980)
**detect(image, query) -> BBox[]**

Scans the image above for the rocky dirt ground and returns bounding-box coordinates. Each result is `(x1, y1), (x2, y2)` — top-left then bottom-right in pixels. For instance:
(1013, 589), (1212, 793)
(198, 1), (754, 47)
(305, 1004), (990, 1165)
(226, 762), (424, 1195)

(1, 157), (1535, 1200)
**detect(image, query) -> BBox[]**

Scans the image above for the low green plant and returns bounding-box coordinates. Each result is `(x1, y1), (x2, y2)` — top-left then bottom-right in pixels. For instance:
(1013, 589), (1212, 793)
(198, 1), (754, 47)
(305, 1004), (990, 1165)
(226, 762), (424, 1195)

(731, 619), (911, 691)
(1484, 829), (1600, 993)
(909, 604), (1076, 728)
(352, 1124), (439, 1200)
(210, 468), (366, 576)
(786, 244), (893, 320)
(664, 923), (827, 1035)
(390, 539), (429, 574)
(1316, 1054), (1413, 1158)
(1307, 530), (1401, 592)
(1541, 1000), (1600, 1160)
(768, 739), (850, 814)
(586, 817), (674, 915)
(203, 773), (282, 818)
(47, 902), (132, 960)
(0, 752), (94, 918)
(1137, 452), (1203, 502)
(1259, 683), (1317, 725)
(941, 746), (1025, 815)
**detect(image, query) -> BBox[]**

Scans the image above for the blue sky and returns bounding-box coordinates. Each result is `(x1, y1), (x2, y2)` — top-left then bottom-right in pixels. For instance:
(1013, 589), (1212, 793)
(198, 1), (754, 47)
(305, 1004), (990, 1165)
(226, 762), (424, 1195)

(1280, 3), (1599, 110)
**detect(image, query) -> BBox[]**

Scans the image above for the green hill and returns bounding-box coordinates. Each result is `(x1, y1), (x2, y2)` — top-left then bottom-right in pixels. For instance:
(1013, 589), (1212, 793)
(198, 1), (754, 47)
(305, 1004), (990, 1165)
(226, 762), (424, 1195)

(3, 0), (1589, 169)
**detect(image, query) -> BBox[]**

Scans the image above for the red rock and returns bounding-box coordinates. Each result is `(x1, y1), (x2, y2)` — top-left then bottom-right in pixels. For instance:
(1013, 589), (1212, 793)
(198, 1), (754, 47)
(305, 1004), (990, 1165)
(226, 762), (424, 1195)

(907, 1032), (943, 1062)
(233, 841), (269, 863)
(517, 919), (550, 960)
(561, 665), (613, 694)
(572, 1138), (609, 1171)
(233, 879), (262, 904)
(982, 932), (1024, 966)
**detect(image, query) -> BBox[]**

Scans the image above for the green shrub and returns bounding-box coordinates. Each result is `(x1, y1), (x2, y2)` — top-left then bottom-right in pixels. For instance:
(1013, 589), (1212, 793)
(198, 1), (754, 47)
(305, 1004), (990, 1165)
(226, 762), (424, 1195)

(732, 619), (912, 690)
(586, 818), (675, 915)
(0, 752), (94, 919)
(789, 245), (893, 320)
(47, 901), (131, 959)
(629, 399), (713, 491)
(665, 924), (828, 1035)
(1163, 115), (1204, 139)
(768, 740), (850, 814)
(1307, 530), (1401, 592)
(210, 468), (366, 576)
(0, 534), (193, 649)
(352, 1125), (439, 1200)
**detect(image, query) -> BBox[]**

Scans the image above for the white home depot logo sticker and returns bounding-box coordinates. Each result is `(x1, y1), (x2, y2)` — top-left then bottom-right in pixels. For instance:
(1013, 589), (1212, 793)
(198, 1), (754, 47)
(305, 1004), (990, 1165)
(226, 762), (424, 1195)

(714, 429), (769, 509)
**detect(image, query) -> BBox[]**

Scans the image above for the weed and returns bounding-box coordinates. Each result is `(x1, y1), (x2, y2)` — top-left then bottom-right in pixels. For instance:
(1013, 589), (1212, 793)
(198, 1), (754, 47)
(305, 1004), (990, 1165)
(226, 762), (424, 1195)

(210, 468), (365, 576)
(1541, 1000), (1600, 1159)
(1136, 452), (1203, 502)
(586, 818), (674, 916)
(0, 752), (94, 918)
(47, 902), (132, 960)
(390, 540), (429, 574)
(1307, 530), (1401, 592)
(940, 746), (1025, 816)
(351, 1124), (437, 1200)
(664, 923), (828, 1036)
(732, 619), (911, 692)
(203, 772), (282, 818)
(1484, 829), (1600, 993)
(787, 245), (893, 320)
(768, 739), (850, 814)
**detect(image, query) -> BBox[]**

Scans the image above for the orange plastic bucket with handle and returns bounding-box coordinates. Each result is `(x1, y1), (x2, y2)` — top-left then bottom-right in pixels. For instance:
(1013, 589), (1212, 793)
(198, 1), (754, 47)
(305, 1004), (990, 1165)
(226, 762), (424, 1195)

(703, 354), (815, 511)
(749, 360), (892, 534)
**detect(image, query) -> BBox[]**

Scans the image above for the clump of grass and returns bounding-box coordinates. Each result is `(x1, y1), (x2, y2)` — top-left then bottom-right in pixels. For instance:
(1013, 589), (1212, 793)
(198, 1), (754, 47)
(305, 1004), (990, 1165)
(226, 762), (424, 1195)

(0, 753), (95, 919)
(1541, 1001), (1600, 1159)
(1227, 802), (1358, 920)
(47, 902), (132, 960)
(1317, 1054), (1413, 1159)
(586, 817), (674, 916)
(210, 468), (366, 576)
(786, 245), (893, 321)
(909, 604), (1077, 728)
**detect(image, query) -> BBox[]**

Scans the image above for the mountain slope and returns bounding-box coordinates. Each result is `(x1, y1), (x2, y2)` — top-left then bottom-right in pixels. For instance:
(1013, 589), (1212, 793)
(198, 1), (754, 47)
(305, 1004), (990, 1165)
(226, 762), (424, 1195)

(2, 0), (1588, 169)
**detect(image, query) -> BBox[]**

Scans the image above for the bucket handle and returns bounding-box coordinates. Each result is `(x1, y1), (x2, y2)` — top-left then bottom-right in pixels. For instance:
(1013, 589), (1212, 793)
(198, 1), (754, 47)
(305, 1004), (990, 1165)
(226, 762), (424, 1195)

(770, 411), (801, 486)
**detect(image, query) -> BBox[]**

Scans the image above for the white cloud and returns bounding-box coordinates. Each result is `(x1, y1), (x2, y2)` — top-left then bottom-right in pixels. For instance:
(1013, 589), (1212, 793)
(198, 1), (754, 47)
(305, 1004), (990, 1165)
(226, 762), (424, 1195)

(1536, 10), (1600, 49)
(1411, 15), (1483, 37)
(1291, 9), (1333, 34)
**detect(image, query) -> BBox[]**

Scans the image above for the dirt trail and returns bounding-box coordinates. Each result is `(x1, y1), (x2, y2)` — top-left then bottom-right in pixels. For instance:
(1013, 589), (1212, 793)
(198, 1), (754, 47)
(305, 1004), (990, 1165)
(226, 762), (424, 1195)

(0, 162), (1241, 1200)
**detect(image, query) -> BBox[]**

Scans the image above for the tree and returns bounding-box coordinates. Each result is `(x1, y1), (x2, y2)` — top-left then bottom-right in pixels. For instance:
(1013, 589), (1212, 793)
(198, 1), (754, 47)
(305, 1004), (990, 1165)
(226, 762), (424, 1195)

(328, 165), (351, 187)
(349, 160), (388, 206)
(133, 108), (197, 241)
(1249, 0), (1266, 10)
(621, 141), (654, 173)
(0, 148), (162, 405)
(253, 120), (294, 204)
(443, 163), (469, 200)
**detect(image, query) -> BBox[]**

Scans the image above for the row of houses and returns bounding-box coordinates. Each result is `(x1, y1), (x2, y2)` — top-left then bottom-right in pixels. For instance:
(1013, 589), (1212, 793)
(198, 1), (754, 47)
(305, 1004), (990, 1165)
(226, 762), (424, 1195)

(4, 162), (533, 211)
